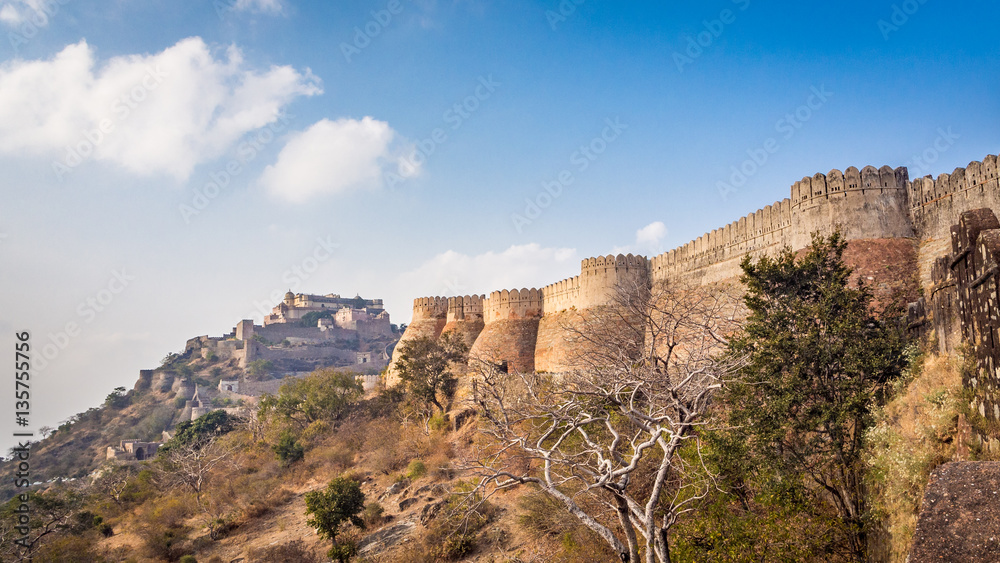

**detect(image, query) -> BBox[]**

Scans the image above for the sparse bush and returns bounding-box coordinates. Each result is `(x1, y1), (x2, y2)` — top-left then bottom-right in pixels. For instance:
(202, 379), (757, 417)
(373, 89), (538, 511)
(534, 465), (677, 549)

(273, 431), (306, 466)
(179, 556), (198, 563)
(137, 496), (194, 560)
(247, 540), (321, 562)
(428, 413), (448, 432)
(361, 501), (386, 528)
(406, 460), (427, 480)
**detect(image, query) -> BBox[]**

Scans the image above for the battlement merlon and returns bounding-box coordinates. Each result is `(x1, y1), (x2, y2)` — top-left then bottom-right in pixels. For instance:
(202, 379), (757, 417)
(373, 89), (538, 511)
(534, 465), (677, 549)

(411, 296), (449, 321)
(446, 295), (486, 323)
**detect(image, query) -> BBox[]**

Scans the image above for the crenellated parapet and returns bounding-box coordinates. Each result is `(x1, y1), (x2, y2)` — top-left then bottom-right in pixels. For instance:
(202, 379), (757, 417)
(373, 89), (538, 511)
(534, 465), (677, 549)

(578, 254), (650, 310)
(542, 275), (581, 313)
(789, 165), (912, 249)
(651, 198), (793, 282)
(446, 295), (485, 323)
(651, 162), (915, 284)
(412, 296), (448, 321)
(907, 156), (1000, 251)
(909, 156), (999, 209)
(391, 154), (998, 380)
(483, 288), (543, 323)
(790, 165), (907, 210)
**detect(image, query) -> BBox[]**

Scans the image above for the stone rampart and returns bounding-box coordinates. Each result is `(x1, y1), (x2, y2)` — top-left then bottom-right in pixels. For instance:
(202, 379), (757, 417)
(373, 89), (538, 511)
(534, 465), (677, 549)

(908, 155), (1000, 288)
(541, 276), (580, 313)
(483, 288), (543, 322)
(391, 155), (997, 387)
(443, 295), (487, 348)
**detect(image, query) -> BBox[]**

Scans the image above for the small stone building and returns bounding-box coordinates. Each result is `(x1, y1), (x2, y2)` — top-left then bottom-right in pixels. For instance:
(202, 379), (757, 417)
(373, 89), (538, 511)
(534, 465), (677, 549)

(106, 440), (161, 461)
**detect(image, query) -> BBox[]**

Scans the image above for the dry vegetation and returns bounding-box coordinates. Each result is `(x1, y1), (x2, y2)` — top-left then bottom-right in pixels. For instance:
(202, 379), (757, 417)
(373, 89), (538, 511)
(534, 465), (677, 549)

(864, 347), (966, 563)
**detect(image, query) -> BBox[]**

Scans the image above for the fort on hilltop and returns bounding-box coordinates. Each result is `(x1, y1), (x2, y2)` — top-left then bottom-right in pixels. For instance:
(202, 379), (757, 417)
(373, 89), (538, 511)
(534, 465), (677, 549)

(391, 155), (1000, 380)
(166, 291), (396, 423)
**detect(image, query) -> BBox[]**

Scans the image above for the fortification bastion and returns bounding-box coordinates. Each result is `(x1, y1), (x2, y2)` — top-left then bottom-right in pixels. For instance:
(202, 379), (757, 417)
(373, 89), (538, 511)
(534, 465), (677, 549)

(389, 155), (998, 376)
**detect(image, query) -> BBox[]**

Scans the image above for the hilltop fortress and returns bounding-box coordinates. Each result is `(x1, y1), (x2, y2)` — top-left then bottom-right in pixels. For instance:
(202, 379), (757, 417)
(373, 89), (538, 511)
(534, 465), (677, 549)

(391, 155), (1000, 376)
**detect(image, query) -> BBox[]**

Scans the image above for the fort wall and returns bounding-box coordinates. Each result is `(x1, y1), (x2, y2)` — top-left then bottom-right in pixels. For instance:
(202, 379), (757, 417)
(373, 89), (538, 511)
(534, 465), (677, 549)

(392, 155), (998, 380)
(443, 295), (487, 348)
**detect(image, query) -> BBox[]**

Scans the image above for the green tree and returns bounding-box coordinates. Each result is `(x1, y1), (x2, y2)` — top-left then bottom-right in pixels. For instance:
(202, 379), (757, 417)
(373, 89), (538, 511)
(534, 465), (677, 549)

(394, 333), (467, 413)
(718, 232), (906, 561)
(260, 368), (363, 428)
(300, 310), (335, 327)
(104, 386), (130, 409)
(273, 430), (305, 466)
(305, 477), (366, 562)
(246, 359), (276, 381)
(159, 410), (235, 455)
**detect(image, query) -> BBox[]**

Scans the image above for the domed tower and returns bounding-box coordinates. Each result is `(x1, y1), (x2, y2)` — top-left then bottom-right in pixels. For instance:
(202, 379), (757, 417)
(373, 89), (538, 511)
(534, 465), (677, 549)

(283, 290), (295, 307)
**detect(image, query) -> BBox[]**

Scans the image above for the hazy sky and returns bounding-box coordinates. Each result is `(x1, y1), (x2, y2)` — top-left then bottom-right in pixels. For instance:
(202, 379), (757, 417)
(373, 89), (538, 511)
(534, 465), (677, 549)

(1, 0), (997, 451)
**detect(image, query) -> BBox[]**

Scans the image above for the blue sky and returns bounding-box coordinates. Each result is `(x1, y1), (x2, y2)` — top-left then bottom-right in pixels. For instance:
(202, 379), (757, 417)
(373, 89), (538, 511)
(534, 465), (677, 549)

(1, 0), (997, 449)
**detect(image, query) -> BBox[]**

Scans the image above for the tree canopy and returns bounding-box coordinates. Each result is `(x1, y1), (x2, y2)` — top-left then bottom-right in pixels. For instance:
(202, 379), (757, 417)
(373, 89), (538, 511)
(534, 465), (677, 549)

(394, 332), (468, 413)
(305, 476), (366, 562)
(717, 232), (906, 560)
(259, 368), (363, 428)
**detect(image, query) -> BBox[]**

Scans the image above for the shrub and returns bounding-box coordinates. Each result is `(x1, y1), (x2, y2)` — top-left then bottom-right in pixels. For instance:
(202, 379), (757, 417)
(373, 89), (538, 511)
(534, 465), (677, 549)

(273, 431), (306, 466)
(305, 477), (366, 562)
(361, 501), (386, 528)
(406, 460), (427, 480)
(247, 540), (320, 562)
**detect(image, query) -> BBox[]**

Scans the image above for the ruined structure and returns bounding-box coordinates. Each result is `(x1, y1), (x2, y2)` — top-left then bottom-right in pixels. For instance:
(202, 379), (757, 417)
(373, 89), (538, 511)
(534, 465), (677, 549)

(392, 156), (999, 388)
(106, 440), (161, 462)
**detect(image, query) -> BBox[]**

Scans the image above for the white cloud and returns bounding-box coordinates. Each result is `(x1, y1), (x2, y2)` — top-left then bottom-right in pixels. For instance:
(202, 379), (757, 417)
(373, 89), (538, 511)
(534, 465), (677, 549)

(612, 221), (669, 255)
(394, 244), (579, 301)
(261, 117), (419, 203)
(0, 0), (49, 27)
(636, 221), (668, 248)
(0, 37), (322, 179)
(230, 0), (285, 14)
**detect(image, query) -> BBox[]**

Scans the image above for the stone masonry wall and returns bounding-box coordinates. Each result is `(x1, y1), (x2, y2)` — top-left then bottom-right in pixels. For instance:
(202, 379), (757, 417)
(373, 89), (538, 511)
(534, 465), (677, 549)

(392, 155), (998, 398)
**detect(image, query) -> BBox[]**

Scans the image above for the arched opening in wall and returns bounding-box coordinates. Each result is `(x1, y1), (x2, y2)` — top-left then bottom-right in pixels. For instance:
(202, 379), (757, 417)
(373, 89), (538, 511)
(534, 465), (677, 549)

(135, 448), (145, 461)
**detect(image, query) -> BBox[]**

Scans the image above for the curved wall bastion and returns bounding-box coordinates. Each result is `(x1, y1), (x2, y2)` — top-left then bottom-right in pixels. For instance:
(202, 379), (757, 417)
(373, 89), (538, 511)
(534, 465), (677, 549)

(388, 155), (999, 376)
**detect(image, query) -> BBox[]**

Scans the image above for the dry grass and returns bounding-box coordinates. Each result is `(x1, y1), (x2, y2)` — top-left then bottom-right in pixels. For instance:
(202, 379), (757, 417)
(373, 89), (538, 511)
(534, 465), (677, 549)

(865, 350), (963, 563)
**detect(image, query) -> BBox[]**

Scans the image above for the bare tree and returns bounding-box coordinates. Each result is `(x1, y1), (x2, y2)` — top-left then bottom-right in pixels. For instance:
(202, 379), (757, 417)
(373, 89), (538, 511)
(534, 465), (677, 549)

(470, 278), (743, 563)
(159, 435), (236, 507)
(93, 461), (138, 506)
